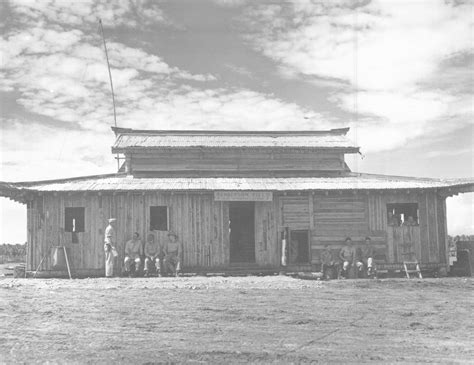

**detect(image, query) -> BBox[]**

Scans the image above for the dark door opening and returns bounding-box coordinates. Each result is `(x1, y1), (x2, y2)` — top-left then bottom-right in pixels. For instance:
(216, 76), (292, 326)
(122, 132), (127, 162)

(229, 202), (255, 263)
(289, 230), (310, 264)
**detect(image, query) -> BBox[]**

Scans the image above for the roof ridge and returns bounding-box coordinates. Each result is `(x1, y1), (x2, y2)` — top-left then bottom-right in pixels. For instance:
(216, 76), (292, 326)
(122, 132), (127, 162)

(112, 126), (350, 136)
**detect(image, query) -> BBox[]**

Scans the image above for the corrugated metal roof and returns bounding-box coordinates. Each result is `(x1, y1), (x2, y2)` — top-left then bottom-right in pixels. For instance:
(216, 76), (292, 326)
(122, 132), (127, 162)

(4, 173), (474, 192)
(112, 132), (358, 151)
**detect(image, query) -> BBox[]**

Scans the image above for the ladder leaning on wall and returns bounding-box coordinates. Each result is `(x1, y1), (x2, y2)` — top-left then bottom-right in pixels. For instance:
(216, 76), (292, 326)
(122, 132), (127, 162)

(403, 261), (422, 279)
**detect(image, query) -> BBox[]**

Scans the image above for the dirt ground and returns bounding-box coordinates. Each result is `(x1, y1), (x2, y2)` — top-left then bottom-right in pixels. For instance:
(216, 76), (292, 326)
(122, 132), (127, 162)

(0, 276), (473, 364)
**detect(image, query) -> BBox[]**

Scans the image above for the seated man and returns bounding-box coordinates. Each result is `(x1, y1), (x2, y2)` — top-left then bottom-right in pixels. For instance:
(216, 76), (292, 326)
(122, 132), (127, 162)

(124, 232), (143, 276)
(339, 237), (363, 278)
(144, 233), (164, 276)
(320, 245), (339, 279)
(163, 231), (181, 277)
(361, 237), (375, 276)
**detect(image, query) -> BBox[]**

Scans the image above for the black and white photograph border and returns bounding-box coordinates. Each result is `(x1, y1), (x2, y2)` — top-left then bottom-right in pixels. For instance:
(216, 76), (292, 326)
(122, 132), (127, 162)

(0, 0), (473, 364)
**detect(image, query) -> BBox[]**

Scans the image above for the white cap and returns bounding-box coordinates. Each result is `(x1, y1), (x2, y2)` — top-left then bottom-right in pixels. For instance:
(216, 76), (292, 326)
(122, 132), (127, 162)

(108, 218), (117, 223)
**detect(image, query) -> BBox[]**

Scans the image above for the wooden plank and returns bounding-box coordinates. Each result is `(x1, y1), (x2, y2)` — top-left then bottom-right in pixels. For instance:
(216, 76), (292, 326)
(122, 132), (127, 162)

(427, 192), (439, 263)
(419, 193), (429, 263)
(387, 226), (395, 262)
(439, 197), (448, 265)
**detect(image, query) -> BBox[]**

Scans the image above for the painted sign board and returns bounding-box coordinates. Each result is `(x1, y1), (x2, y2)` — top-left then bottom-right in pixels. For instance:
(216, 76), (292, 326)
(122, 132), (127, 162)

(214, 191), (273, 201)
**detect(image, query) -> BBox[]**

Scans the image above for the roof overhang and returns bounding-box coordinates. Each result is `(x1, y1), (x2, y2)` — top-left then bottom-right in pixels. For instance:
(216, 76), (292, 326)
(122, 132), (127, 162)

(1, 173), (473, 201)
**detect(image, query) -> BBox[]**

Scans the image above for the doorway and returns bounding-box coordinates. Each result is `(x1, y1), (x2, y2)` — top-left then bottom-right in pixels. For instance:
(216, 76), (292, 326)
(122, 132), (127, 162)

(289, 230), (310, 264)
(229, 202), (255, 263)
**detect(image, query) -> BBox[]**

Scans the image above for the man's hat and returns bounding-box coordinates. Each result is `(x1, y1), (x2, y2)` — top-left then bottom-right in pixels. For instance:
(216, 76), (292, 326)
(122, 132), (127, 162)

(167, 230), (178, 238)
(108, 218), (117, 223)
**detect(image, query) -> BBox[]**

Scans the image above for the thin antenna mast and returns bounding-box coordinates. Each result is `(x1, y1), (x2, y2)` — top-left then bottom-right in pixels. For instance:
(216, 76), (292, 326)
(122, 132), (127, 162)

(99, 19), (117, 128)
(99, 19), (121, 171)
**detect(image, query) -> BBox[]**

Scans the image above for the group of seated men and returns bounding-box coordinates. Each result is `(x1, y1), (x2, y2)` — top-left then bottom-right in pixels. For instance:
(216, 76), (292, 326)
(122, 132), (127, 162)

(123, 231), (181, 277)
(320, 237), (375, 279)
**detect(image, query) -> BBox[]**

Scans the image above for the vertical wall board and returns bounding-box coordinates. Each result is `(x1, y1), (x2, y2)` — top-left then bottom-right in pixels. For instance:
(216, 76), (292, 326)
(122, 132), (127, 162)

(368, 194), (385, 232)
(255, 202), (267, 265)
(253, 200), (278, 267)
(222, 201), (230, 265)
(191, 195), (198, 266)
(440, 197), (448, 265)
(427, 192), (439, 263)
(214, 199), (226, 266)
(308, 196), (314, 230)
(27, 205), (32, 270)
(386, 226), (395, 262)
(414, 225), (422, 261)
(211, 199), (218, 266)
(88, 195), (95, 269)
(417, 193), (430, 263)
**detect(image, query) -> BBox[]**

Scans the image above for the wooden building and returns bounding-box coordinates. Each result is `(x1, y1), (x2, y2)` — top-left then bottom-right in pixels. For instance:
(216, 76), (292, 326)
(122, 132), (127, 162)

(1, 127), (473, 277)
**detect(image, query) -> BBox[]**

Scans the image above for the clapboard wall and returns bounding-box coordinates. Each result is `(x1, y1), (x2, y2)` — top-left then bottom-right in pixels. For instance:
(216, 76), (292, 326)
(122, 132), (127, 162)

(130, 149), (346, 174)
(26, 192), (280, 273)
(276, 191), (447, 266)
(26, 190), (448, 274)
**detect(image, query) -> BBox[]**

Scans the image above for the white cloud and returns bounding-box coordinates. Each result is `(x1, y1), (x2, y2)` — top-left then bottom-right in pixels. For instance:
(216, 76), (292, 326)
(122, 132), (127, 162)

(0, 22), (219, 131)
(241, 0), (474, 152)
(0, 120), (113, 182)
(9, 0), (176, 28)
(212, 0), (248, 8)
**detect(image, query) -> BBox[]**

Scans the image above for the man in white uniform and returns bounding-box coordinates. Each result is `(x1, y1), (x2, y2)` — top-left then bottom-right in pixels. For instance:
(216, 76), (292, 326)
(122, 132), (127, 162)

(104, 218), (117, 278)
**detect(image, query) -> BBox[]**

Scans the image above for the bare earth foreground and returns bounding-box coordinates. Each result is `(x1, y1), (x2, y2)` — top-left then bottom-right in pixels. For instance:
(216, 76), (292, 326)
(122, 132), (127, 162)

(0, 277), (473, 364)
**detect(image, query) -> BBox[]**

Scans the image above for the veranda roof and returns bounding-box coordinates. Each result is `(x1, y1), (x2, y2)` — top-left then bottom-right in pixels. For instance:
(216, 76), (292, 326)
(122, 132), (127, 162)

(1, 173), (473, 194)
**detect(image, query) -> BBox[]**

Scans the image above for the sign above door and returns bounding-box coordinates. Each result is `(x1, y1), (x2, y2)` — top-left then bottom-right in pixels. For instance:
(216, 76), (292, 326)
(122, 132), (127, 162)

(214, 191), (273, 202)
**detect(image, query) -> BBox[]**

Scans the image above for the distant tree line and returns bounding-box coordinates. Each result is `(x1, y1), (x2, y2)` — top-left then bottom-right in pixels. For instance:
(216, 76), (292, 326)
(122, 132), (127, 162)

(0, 243), (26, 262)
(448, 235), (474, 244)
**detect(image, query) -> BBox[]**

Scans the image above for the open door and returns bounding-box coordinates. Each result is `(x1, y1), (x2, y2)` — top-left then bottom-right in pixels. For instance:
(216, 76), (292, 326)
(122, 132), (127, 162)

(229, 202), (255, 263)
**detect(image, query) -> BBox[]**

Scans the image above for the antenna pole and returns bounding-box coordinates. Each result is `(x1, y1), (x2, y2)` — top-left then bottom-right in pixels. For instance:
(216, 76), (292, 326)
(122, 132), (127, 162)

(99, 19), (117, 128)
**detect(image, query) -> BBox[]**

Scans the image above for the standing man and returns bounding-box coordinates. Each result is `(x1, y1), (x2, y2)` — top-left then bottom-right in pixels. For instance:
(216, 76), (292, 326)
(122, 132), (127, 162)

(144, 233), (163, 276)
(104, 218), (117, 278)
(123, 232), (143, 276)
(164, 231), (181, 277)
(362, 237), (375, 276)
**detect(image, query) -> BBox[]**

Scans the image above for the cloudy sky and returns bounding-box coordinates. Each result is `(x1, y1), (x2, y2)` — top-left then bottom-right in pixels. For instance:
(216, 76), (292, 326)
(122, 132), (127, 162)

(0, 0), (473, 242)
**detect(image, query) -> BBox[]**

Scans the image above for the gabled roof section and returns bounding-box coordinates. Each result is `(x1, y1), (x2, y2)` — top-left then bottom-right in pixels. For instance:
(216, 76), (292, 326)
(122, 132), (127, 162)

(111, 127), (359, 153)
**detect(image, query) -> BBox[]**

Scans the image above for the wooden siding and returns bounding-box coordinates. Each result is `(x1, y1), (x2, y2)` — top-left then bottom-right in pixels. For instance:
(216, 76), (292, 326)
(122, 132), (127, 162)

(311, 194), (379, 264)
(130, 150), (345, 173)
(27, 190), (449, 273)
(281, 196), (310, 230)
(383, 192), (443, 264)
(28, 193), (230, 272)
(255, 201), (279, 266)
